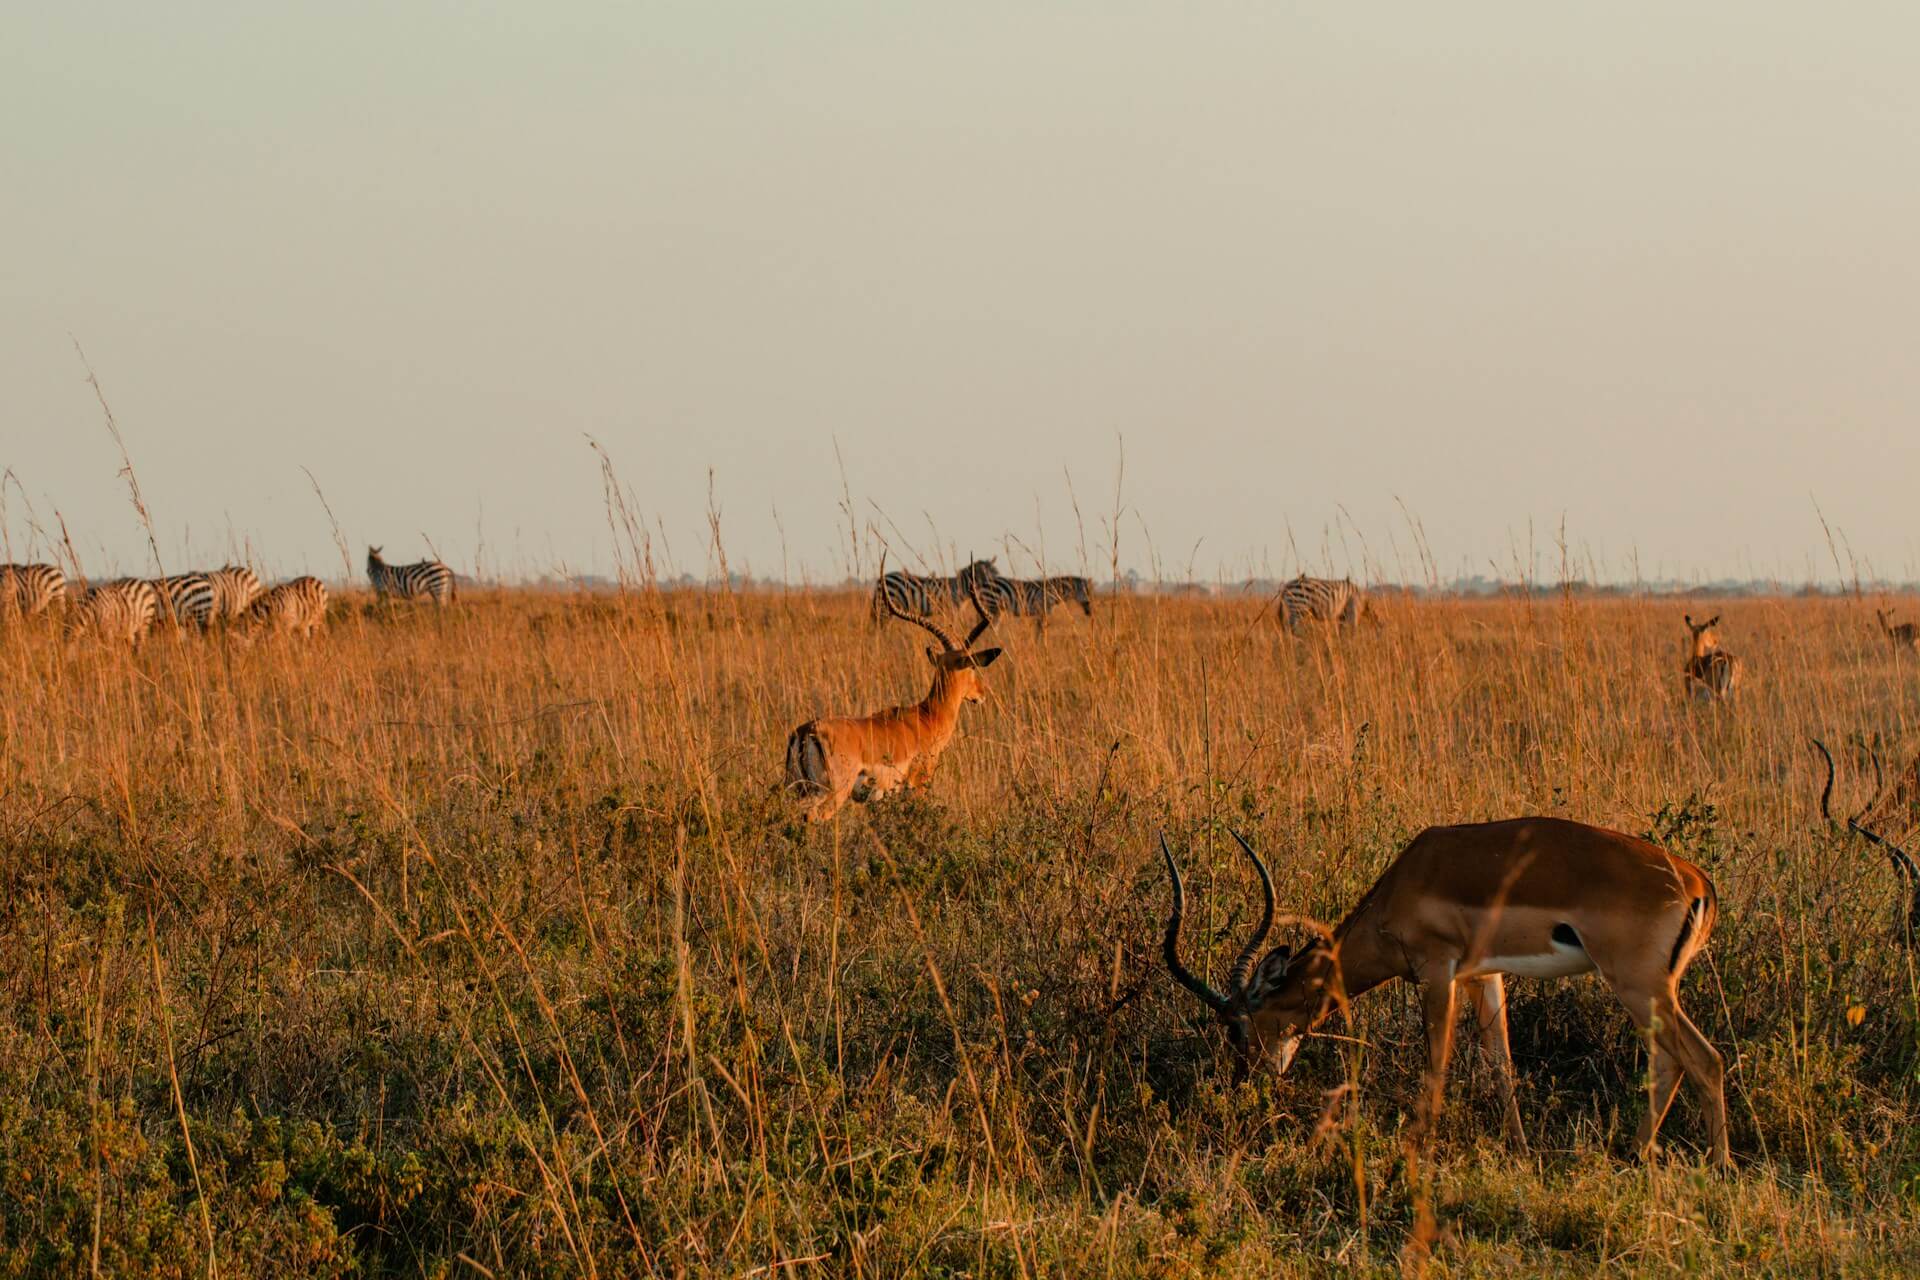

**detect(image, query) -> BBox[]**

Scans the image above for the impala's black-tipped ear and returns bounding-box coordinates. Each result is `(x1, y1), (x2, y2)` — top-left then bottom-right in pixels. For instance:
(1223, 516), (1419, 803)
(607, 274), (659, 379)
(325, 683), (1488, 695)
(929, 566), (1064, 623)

(925, 645), (941, 666)
(970, 647), (1003, 668)
(1684, 614), (1693, 628)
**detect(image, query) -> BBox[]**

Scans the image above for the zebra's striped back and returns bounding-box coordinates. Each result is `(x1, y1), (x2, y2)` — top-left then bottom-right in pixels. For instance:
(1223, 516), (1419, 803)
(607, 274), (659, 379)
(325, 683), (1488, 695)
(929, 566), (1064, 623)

(207, 565), (264, 618)
(973, 573), (1094, 619)
(874, 570), (945, 617)
(68, 579), (160, 644)
(1278, 576), (1363, 631)
(872, 559), (997, 618)
(245, 576), (328, 637)
(0, 562), (66, 617)
(151, 573), (217, 629)
(367, 547), (455, 604)
(1021, 575), (1092, 616)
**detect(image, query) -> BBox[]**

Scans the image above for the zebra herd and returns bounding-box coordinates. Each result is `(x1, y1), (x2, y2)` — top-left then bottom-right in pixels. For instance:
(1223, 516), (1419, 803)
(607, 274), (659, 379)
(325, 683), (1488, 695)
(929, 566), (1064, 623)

(1, 544), (456, 646)
(873, 558), (1094, 625)
(2, 560), (328, 645)
(873, 562), (1372, 635)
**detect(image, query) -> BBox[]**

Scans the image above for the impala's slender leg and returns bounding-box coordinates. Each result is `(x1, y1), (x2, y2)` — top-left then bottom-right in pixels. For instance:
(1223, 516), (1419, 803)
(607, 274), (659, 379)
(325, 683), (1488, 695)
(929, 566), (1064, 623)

(806, 773), (861, 823)
(1658, 991), (1729, 1168)
(1468, 975), (1527, 1149)
(1414, 969), (1460, 1140)
(1612, 970), (1729, 1169)
(1623, 982), (1688, 1162)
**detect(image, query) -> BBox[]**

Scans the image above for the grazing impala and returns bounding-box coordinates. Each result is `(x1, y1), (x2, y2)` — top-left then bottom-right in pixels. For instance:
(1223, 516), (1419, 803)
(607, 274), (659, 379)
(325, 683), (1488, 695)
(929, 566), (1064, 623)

(1877, 609), (1919, 653)
(1683, 614), (1742, 701)
(1160, 820), (1729, 1167)
(785, 556), (1002, 822)
(1812, 738), (1920, 937)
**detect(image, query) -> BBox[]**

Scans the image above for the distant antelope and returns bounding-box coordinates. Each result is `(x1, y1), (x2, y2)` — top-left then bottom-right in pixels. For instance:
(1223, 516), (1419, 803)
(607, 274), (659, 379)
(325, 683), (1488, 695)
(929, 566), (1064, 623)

(239, 577), (328, 639)
(66, 579), (160, 645)
(1812, 738), (1920, 939)
(367, 546), (454, 604)
(788, 556), (1002, 822)
(1160, 821), (1728, 1167)
(1877, 609), (1919, 652)
(1682, 614), (1742, 702)
(0, 563), (66, 618)
(1277, 576), (1374, 632)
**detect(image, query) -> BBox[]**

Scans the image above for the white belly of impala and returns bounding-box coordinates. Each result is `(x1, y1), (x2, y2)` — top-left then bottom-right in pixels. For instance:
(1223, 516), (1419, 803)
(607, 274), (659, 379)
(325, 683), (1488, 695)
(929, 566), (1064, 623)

(1469, 941), (1596, 980)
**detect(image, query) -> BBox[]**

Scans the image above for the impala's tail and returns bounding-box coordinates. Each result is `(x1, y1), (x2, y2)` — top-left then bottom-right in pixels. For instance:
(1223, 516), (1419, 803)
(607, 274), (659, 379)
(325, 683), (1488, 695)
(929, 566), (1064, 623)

(785, 723), (829, 797)
(1668, 885), (1716, 974)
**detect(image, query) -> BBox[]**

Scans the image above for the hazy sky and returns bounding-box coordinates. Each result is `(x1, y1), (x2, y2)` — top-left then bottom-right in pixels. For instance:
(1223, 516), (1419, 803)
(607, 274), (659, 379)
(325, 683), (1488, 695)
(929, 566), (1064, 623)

(7, 4), (1920, 585)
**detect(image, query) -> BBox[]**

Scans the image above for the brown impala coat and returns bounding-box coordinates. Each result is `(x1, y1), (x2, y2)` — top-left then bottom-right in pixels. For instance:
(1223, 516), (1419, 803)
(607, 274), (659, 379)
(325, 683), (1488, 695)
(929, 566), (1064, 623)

(1163, 817), (1728, 1167)
(786, 553), (1002, 822)
(1878, 609), (1919, 652)
(1683, 613), (1741, 701)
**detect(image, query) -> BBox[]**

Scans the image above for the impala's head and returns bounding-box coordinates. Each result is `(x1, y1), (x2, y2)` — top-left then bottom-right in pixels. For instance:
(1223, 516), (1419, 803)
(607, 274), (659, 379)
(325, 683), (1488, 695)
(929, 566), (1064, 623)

(875, 552), (1003, 697)
(1159, 831), (1338, 1072)
(367, 545), (383, 565)
(1684, 613), (1722, 655)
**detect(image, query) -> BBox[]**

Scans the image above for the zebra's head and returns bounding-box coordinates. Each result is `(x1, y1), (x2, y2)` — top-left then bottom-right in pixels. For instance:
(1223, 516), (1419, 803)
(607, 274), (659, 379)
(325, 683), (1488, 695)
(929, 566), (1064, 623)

(957, 557), (998, 588)
(367, 545), (384, 566)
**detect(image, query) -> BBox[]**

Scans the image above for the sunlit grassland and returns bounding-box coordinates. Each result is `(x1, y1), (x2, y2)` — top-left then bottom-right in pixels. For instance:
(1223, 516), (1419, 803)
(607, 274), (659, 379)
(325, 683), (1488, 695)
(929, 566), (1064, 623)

(2, 588), (1918, 1275)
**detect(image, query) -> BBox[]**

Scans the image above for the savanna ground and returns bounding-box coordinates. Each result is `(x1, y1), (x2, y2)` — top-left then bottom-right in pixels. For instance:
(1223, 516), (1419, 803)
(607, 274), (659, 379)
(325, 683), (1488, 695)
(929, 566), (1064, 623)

(3, 587), (1919, 1277)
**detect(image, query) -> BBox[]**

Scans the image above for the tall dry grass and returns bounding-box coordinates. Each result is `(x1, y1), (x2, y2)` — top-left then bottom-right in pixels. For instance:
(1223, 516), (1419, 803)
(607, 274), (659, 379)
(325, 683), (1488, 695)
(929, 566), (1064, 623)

(2, 587), (1918, 1275)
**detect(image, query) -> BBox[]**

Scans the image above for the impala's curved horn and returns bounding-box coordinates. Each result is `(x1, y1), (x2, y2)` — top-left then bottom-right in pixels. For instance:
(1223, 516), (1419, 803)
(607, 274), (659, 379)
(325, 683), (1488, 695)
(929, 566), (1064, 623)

(1812, 738), (1837, 823)
(875, 550), (962, 653)
(1224, 829), (1276, 995)
(1160, 834), (1232, 1015)
(1821, 739), (1920, 894)
(963, 567), (996, 649)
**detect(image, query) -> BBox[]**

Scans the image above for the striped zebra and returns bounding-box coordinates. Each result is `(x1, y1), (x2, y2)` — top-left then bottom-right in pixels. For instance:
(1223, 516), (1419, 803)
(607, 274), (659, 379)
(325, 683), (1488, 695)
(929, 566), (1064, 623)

(0, 562), (66, 618)
(368, 546), (454, 604)
(241, 576), (328, 638)
(1276, 576), (1371, 632)
(871, 557), (998, 619)
(150, 573), (217, 629)
(974, 573), (1094, 622)
(67, 579), (160, 645)
(207, 565), (264, 619)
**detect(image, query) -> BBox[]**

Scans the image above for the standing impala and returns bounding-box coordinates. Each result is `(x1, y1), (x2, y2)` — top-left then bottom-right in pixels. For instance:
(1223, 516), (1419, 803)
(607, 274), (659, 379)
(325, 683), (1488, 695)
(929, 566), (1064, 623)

(1683, 613), (1742, 701)
(1877, 609), (1919, 653)
(785, 557), (1002, 822)
(1813, 738), (1920, 937)
(1160, 819), (1729, 1167)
